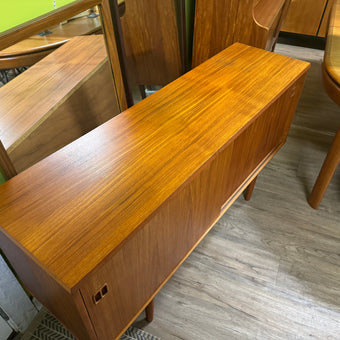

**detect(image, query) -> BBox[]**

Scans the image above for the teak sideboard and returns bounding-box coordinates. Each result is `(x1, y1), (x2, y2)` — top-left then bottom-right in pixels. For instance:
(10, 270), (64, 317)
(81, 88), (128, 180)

(0, 43), (309, 340)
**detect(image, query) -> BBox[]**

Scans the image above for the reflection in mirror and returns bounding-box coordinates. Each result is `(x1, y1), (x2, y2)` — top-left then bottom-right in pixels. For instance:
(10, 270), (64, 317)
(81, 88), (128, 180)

(0, 3), (122, 176)
(119, 0), (186, 104)
(1, 1), (80, 34)
(0, 6), (102, 84)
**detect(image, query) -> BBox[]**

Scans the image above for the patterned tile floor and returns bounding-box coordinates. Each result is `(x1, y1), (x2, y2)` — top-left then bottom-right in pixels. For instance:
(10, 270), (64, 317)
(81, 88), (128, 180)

(20, 309), (159, 340)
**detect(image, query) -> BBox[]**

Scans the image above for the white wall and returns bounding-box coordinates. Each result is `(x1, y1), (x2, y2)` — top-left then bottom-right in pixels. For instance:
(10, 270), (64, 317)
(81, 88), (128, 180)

(0, 255), (37, 333)
(0, 316), (12, 340)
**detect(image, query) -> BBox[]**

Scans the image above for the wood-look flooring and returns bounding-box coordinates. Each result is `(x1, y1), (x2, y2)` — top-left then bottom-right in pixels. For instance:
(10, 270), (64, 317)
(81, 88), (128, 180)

(133, 43), (340, 339)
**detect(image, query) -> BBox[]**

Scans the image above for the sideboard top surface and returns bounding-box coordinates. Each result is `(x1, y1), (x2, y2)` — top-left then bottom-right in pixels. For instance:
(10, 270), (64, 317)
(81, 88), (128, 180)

(0, 43), (309, 291)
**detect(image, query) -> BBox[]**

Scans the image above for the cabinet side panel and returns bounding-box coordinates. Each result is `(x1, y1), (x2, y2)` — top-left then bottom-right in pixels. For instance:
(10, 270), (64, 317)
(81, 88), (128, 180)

(0, 232), (96, 340)
(219, 74), (306, 204)
(281, 0), (328, 35)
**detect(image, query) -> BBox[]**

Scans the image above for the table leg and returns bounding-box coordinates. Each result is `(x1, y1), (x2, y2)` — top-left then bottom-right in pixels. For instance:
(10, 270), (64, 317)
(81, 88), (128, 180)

(139, 85), (147, 99)
(308, 127), (340, 209)
(145, 299), (154, 322)
(244, 176), (258, 201)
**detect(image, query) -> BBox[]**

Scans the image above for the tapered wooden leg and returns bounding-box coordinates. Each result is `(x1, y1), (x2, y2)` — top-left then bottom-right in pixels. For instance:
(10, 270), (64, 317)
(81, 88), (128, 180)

(244, 176), (258, 201)
(308, 128), (340, 209)
(139, 85), (147, 99)
(145, 299), (154, 322)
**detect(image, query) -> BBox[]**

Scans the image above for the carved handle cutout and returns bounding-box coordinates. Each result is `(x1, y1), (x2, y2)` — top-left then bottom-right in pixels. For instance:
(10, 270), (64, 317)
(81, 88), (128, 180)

(93, 284), (108, 304)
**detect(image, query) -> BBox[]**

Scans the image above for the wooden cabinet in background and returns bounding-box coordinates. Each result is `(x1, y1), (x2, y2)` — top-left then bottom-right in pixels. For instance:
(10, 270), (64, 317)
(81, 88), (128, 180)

(281, 0), (334, 36)
(192, 0), (290, 67)
(120, 0), (182, 86)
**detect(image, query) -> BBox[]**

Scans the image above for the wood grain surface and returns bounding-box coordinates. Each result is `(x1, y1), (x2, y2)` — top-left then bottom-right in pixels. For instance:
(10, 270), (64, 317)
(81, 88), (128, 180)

(137, 43), (340, 340)
(0, 15), (101, 58)
(119, 0), (182, 85)
(9, 61), (119, 173)
(77, 70), (306, 340)
(0, 48), (60, 69)
(318, 0), (335, 37)
(192, 0), (288, 67)
(0, 35), (120, 173)
(0, 35), (114, 151)
(0, 0), (100, 51)
(0, 0), (128, 112)
(281, 0), (329, 35)
(100, 0), (128, 110)
(0, 43), (309, 292)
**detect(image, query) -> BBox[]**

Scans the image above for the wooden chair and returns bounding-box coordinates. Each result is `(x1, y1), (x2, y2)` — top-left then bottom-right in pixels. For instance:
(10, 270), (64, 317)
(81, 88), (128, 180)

(192, 0), (290, 67)
(308, 0), (340, 209)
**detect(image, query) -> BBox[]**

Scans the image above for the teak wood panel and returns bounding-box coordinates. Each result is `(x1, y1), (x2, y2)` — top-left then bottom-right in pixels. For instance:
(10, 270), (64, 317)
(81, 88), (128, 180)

(119, 0), (182, 85)
(8, 60), (118, 172)
(0, 36), (120, 173)
(281, 0), (330, 36)
(0, 44), (310, 340)
(100, 0), (129, 110)
(0, 36), (109, 149)
(192, 0), (288, 67)
(78, 73), (307, 340)
(318, 0), (335, 37)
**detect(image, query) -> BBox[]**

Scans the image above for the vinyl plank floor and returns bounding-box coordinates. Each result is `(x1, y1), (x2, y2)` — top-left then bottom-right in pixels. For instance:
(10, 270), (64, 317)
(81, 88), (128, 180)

(133, 43), (340, 339)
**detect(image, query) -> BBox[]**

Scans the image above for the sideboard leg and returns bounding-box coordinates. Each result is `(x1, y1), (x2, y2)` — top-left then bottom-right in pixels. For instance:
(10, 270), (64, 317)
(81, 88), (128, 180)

(308, 127), (340, 209)
(145, 299), (154, 322)
(244, 176), (258, 201)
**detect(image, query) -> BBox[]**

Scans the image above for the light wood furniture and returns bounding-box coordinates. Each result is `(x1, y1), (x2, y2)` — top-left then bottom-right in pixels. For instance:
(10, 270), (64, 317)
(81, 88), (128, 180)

(115, 43), (340, 340)
(0, 0), (128, 112)
(309, 0), (340, 208)
(192, 0), (290, 67)
(0, 43), (309, 340)
(0, 35), (120, 175)
(0, 14), (102, 70)
(281, 0), (334, 37)
(0, 1), (126, 72)
(119, 0), (182, 86)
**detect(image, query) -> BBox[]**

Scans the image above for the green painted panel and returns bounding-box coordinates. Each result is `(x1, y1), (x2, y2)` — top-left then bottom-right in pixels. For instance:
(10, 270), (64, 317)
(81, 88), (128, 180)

(1, 0), (78, 34)
(0, 169), (6, 185)
(185, 0), (195, 69)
